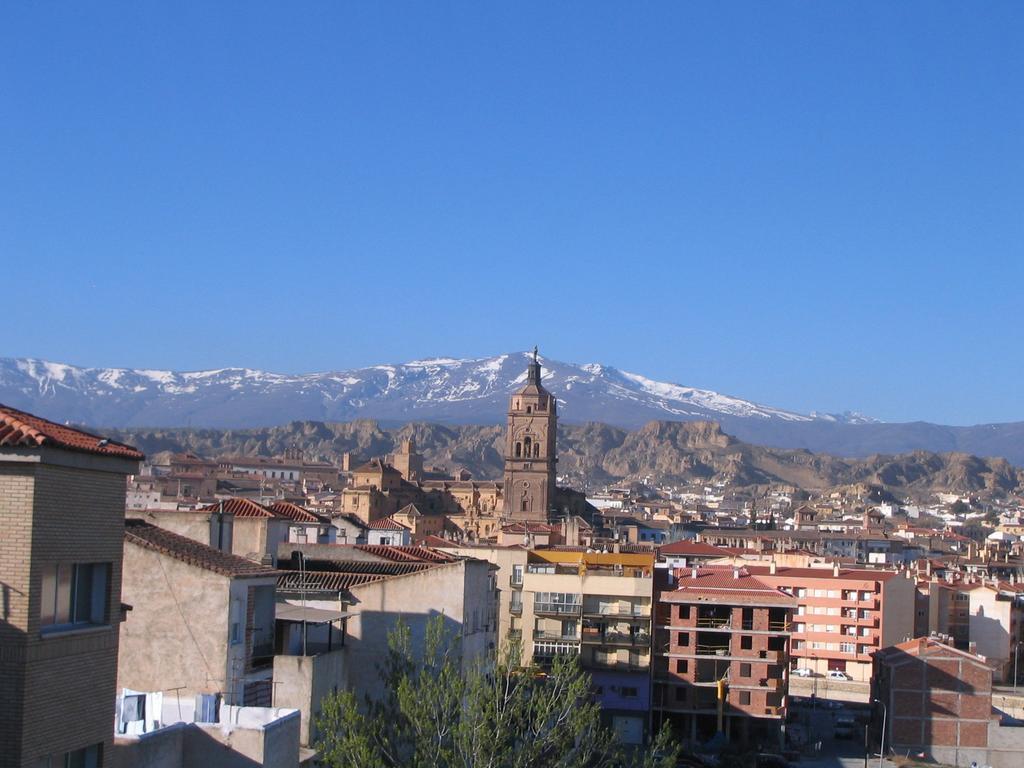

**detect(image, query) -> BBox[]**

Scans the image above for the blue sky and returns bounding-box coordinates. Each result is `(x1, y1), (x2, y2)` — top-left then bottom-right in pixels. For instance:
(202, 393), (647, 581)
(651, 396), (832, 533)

(2, 3), (1022, 425)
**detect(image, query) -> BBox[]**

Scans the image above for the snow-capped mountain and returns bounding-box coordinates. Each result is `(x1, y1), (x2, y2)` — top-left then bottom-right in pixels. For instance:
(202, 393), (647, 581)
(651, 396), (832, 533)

(0, 353), (873, 430)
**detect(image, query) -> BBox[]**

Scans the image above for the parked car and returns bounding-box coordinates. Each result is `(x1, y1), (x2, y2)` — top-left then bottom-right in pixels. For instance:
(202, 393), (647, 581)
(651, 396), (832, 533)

(826, 670), (851, 681)
(792, 667), (815, 677)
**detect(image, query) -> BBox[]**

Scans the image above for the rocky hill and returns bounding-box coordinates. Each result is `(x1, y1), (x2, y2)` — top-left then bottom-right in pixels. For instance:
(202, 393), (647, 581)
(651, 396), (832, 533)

(106, 419), (1024, 497)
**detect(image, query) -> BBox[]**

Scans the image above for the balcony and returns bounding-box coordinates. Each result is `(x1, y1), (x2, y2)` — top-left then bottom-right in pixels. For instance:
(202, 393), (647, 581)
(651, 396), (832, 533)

(695, 616), (732, 629)
(534, 602), (582, 616)
(534, 630), (580, 643)
(509, 574), (523, 589)
(582, 605), (651, 618)
(694, 643), (731, 658)
(581, 628), (651, 647)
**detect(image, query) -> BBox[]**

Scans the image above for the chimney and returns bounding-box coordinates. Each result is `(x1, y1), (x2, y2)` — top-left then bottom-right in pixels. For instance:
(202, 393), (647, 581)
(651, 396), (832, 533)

(926, 560), (932, 577)
(918, 638), (927, 655)
(691, 566), (698, 580)
(733, 566), (740, 580)
(833, 562), (840, 578)
(769, 560), (777, 575)
(969, 641), (978, 655)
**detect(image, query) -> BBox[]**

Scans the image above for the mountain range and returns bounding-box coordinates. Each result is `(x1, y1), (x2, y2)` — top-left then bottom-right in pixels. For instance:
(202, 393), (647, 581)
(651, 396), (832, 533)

(100, 419), (1024, 497)
(2, 353), (1023, 464)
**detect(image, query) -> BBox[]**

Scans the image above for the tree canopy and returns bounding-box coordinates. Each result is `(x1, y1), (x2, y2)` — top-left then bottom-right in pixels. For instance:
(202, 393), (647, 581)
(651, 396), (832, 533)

(317, 616), (680, 768)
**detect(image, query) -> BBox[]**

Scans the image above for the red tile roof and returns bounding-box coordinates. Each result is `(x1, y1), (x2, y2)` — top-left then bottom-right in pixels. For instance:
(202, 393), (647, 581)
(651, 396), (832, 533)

(369, 516), (410, 531)
(875, 636), (993, 668)
(660, 566), (796, 605)
(355, 544), (457, 563)
(125, 519), (279, 578)
(269, 501), (326, 524)
(198, 497), (276, 519)
(277, 570), (387, 592)
(0, 404), (144, 460)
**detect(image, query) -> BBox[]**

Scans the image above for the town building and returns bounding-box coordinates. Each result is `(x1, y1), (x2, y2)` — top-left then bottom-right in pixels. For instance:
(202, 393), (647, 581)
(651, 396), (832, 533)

(275, 542), (496, 701)
(750, 563), (917, 690)
(428, 540), (530, 651)
(518, 549), (655, 744)
(0, 404), (143, 768)
(652, 565), (795, 745)
(874, 637), (996, 768)
(119, 520), (282, 706)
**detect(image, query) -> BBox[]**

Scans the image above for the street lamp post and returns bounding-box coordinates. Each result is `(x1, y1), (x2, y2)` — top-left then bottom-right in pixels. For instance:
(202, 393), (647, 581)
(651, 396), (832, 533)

(873, 698), (887, 768)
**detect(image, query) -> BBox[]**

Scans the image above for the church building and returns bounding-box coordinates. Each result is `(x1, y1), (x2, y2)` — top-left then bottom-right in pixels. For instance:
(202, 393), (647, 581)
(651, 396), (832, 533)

(502, 349), (557, 522)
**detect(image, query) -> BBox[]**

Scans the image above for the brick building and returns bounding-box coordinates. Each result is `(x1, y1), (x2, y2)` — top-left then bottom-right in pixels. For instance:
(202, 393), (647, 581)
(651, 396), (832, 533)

(0, 404), (142, 768)
(653, 565), (795, 745)
(874, 637), (994, 767)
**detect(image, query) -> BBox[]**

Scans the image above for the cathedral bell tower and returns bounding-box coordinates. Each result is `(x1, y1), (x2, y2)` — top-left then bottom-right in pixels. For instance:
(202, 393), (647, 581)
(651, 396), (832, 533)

(502, 348), (557, 522)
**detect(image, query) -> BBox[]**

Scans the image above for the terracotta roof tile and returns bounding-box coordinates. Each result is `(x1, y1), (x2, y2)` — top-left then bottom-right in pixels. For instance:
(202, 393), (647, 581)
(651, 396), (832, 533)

(660, 566), (796, 605)
(269, 501), (327, 524)
(277, 570), (387, 592)
(125, 519), (279, 578)
(0, 404), (143, 460)
(198, 497), (276, 519)
(368, 516), (410, 531)
(355, 544), (457, 563)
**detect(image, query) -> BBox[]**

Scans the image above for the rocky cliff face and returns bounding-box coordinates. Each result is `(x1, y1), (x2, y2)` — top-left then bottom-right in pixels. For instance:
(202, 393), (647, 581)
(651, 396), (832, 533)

(108, 419), (1024, 496)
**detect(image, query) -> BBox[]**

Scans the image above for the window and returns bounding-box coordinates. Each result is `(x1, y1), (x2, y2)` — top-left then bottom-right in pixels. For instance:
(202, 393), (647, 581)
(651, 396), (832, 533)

(840, 642), (856, 653)
(51, 744), (101, 768)
(677, 631), (689, 646)
(679, 605), (690, 620)
(675, 686), (687, 702)
(511, 564), (524, 586)
(738, 691), (751, 705)
(740, 663), (751, 678)
(740, 635), (753, 650)
(40, 563), (109, 632)
(620, 686), (638, 698)
(676, 659), (688, 673)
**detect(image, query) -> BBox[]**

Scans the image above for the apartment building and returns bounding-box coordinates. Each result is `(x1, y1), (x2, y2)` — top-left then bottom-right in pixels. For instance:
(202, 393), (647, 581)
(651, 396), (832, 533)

(518, 549), (655, 744)
(0, 404), (142, 768)
(429, 540), (529, 651)
(276, 542), (496, 702)
(119, 519), (282, 706)
(750, 563), (916, 685)
(653, 565), (795, 745)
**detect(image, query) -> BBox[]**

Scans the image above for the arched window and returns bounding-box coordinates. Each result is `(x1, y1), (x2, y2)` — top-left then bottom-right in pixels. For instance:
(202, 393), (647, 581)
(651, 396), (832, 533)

(521, 498), (529, 512)
(534, 443), (540, 458)
(523, 437), (532, 456)
(515, 442), (522, 458)
(526, 405), (532, 414)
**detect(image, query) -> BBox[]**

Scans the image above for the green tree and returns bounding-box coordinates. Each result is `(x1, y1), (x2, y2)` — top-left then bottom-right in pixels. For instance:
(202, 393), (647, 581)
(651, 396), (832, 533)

(317, 616), (680, 768)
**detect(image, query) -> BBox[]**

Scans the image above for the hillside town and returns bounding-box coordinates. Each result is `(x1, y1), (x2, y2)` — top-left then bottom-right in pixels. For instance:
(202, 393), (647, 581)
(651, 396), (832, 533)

(3, 354), (1024, 768)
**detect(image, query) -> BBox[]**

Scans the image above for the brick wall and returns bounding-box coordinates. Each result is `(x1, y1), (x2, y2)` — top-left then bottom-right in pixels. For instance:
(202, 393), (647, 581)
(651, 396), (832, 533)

(0, 453), (134, 768)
